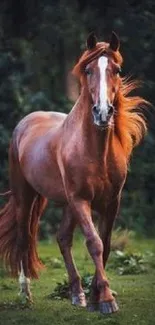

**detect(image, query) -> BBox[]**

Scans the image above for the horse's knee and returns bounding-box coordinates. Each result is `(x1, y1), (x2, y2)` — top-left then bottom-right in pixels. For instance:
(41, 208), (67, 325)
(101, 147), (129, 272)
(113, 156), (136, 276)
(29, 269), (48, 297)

(86, 234), (103, 257)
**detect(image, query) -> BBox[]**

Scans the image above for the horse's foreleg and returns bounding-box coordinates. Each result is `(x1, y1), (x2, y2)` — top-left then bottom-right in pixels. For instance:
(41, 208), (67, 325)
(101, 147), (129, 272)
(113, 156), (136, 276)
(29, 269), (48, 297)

(89, 196), (120, 312)
(99, 196), (120, 267)
(70, 199), (117, 314)
(57, 206), (86, 307)
(18, 261), (32, 302)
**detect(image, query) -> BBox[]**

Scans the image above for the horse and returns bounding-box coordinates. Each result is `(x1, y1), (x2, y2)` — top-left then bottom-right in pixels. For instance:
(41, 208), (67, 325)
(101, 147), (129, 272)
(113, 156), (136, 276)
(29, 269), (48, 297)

(0, 32), (148, 314)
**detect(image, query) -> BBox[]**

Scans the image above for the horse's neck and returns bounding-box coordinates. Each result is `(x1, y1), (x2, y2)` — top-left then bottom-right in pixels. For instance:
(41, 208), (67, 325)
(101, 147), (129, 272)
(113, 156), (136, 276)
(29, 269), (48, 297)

(67, 86), (113, 159)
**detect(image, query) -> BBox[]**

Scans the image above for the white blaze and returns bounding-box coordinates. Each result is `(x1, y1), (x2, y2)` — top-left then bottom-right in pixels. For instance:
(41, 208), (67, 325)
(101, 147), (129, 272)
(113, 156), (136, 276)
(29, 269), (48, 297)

(98, 56), (108, 117)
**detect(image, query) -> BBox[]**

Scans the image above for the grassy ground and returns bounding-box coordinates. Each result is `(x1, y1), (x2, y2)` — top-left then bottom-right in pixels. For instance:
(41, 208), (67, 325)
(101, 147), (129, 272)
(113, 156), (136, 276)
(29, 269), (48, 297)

(0, 235), (155, 325)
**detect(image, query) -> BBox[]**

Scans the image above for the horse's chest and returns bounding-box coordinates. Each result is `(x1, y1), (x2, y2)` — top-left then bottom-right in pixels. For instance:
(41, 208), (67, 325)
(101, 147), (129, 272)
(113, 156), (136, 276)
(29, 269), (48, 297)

(87, 160), (126, 199)
(64, 146), (127, 201)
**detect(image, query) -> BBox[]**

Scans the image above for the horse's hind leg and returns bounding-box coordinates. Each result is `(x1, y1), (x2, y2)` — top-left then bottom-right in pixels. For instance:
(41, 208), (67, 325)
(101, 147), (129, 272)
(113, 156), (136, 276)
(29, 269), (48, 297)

(57, 205), (86, 307)
(99, 198), (120, 267)
(15, 188), (47, 303)
(16, 193), (47, 303)
(8, 142), (47, 301)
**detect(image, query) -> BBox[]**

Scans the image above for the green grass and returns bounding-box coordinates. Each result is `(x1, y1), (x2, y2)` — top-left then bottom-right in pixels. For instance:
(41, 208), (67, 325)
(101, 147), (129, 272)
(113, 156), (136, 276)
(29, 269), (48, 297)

(0, 235), (155, 325)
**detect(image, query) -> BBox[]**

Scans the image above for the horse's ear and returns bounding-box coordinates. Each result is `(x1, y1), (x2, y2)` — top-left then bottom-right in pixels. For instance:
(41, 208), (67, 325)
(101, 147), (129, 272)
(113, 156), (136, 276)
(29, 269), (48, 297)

(86, 32), (97, 50)
(109, 31), (120, 51)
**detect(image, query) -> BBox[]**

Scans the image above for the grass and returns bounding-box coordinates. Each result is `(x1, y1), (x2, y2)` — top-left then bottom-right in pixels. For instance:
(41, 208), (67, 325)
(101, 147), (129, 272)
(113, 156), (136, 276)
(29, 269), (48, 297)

(0, 234), (155, 325)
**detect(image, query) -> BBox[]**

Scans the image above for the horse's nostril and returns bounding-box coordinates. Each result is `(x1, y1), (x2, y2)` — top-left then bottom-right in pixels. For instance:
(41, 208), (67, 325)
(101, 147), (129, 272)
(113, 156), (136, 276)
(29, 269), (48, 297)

(108, 105), (114, 116)
(93, 105), (98, 113)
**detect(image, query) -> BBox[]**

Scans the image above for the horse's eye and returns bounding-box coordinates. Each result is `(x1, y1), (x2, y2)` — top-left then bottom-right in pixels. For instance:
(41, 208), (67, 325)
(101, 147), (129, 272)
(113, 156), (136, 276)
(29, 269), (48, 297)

(85, 68), (92, 76)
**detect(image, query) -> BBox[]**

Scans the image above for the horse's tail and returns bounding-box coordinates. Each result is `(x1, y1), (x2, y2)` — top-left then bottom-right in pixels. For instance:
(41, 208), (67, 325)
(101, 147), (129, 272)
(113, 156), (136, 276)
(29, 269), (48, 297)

(0, 190), (47, 279)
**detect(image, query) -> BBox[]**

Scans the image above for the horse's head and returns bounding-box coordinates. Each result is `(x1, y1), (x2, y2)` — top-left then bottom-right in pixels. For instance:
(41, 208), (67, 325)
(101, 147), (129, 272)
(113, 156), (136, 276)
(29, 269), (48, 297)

(73, 32), (123, 128)
(85, 32), (122, 127)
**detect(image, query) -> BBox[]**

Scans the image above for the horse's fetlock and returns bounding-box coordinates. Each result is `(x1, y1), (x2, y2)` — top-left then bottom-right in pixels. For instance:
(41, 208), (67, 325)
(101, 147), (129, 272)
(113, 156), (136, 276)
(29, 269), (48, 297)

(97, 279), (109, 291)
(70, 274), (81, 287)
(70, 275), (83, 295)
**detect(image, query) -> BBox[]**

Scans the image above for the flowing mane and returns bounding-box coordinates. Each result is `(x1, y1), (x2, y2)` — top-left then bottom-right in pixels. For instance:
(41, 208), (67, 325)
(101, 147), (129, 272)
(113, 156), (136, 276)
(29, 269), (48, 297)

(73, 41), (148, 159)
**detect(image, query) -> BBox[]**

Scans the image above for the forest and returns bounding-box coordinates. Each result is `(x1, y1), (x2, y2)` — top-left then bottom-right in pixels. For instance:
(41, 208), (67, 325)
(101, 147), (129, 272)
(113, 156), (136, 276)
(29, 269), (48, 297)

(0, 0), (155, 237)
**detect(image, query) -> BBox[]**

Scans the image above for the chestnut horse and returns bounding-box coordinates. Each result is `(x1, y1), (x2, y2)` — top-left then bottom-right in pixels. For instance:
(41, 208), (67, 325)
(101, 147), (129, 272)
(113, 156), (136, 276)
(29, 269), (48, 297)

(0, 32), (148, 314)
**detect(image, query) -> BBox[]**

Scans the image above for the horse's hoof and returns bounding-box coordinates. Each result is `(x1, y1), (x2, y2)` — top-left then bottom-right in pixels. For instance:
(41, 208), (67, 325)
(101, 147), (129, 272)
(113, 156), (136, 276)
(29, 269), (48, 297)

(18, 291), (33, 304)
(71, 292), (87, 307)
(99, 300), (119, 314)
(87, 303), (98, 312)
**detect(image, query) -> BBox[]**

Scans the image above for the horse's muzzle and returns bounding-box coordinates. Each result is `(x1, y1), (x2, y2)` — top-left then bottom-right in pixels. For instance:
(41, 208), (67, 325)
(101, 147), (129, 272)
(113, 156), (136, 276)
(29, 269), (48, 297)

(92, 104), (114, 128)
